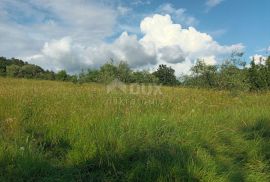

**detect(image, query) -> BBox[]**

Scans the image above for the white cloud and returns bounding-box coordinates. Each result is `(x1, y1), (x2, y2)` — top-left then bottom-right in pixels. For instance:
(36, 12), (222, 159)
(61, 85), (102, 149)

(250, 54), (267, 65)
(131, 0), (151, 6)
(208, 29), (227, 38)
(140, 14), (243, 62)
(205, 0), (224, 11)
(0, 0), (117, 57)
(158, 3), (198, 27)
(117, 6), (132, 15)
(256, 46), (270, 53)
(27, 33), (157, 73)
(27, 14), (244, 75)
(26, 37), (91, 73)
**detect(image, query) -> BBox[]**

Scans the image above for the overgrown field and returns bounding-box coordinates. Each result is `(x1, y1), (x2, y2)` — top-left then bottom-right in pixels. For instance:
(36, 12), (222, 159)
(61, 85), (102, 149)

(0, 78), (270, 181)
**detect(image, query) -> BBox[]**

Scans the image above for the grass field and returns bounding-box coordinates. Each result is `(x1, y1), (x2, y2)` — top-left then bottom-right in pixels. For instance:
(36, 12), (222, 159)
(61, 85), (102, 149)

(0, 77), (270, 181)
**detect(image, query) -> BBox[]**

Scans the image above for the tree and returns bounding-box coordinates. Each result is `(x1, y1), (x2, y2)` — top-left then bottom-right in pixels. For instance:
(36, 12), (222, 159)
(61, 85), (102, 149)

(19, 64), (44, 78)
(131, 70), (158, 83)
(55, 70), (68, 81)
(218, 61), (249, 91)
(41, 71), (55, 80)
(190, 60), (218, 88)
(0, 57), (9, 76)
(79, 69), (100, 83)
(99, 61), (118, 83)
(266, 56), (270, 87)
(248, 59), (268, 91)
(153, 64), (178, 85)
(6, 65), (21, 77)
(116, 61), (132, 83)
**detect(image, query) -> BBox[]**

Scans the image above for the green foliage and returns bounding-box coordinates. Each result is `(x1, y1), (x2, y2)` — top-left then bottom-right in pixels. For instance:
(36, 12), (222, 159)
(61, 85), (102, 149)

(6, 65), (21, 77)
(99, 61), (118, 83)
(116, 61), (132, 83)
(248, 59), (269, 91)
(0, 57), (8, 76)
(55, 70), (68, 81)
(78, 61), (159, 84)
(0, 57), (57, 80)
(41, 71), (56, 80)
(1, 55), (270, 92)
(153, 64), (178, 85)
(131, 70), (158, 83)
(189, 60), (218, 88)
(79, 69), (100, 83)
(183, 54), (270, 92)
(19, 64), (44, 79)
(218, 61), (249, 92)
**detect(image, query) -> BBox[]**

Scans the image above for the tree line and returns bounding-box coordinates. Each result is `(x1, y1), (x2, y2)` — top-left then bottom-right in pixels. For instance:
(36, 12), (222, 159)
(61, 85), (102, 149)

(183, 53), (270, 92)
(1, 55), (270, 91)
(0, 57), (178, 85)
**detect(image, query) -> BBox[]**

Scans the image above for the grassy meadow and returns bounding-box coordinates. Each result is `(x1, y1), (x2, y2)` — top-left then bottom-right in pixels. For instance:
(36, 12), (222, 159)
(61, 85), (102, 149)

(0, 77), (270, 181)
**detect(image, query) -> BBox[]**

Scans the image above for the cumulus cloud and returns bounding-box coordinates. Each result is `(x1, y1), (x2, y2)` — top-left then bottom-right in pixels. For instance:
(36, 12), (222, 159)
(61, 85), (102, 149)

(140, 15), (243, 63)
(0, 0), (117, 57)
(27, 32), (157, 73)
(27, 14), (244, 75)
(26, 37), (91, 73)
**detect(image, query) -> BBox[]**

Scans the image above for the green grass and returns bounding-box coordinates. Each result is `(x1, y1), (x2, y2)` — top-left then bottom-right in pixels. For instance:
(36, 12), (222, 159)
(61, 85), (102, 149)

(0, 77), (270, 181)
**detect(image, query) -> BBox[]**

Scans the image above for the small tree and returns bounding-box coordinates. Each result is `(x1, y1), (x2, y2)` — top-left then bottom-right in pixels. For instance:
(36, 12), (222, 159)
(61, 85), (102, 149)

(6, 65), (21, 77)
(0, 57), (8, 76)
(265, 56), (270, 87)
(79, 69), (100, 83)
(19, 64), (44, 78)
(131, 70), (158, 83)
(117, 61), (132, 83)
(218, 61), (249, 91)
(99, 61), (118, 83)
(55, 70), (68, 81)
(248, 59), (268, 91)
(153, 64), (178, 85)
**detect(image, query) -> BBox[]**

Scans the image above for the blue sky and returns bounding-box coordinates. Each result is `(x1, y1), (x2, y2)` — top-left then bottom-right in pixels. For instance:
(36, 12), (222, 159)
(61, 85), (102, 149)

(0, 0), (269, 74)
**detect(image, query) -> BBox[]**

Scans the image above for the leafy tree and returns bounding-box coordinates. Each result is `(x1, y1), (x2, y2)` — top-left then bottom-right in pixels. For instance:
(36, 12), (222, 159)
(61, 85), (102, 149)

(99, 61), (118, 83)
(55, 70), (68, 81)
(218, 61), (249, 91)
(0, 57), (8, 76)
(190, 60), (218, 88)
(79, 69), (100, 83)
(19, 64), (44, 78)
(131, 70), (158, 83)
(9, 58), (25, 67)
(69, 75), (78, 83)
(6, 65), (21, 77)
(265, 56), (270, 87)
(41, 71), (55, 80)
(248, 59), (268, 91)
(116, 61), (132, 83)
(153, 64), (178, 85)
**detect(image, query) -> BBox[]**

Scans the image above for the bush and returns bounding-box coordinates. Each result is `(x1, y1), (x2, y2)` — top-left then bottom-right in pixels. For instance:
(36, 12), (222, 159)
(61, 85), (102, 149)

(153, 64), (178, 85)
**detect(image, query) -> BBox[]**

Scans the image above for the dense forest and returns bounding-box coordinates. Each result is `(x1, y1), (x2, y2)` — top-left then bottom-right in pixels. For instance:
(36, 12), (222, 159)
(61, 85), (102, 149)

(1, 54), (270, 91)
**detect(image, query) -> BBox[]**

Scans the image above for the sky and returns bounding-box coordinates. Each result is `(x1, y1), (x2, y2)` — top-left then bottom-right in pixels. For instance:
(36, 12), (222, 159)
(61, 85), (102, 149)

(0, 0), (269, 75)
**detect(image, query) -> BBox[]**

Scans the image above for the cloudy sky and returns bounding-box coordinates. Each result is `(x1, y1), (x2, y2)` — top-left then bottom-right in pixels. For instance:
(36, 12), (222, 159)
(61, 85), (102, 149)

(0, 0), (269, 75)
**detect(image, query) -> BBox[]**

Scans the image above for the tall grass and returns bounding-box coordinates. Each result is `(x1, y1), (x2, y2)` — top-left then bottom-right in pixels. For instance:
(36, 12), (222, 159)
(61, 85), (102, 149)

(0, 77), (270, 181)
